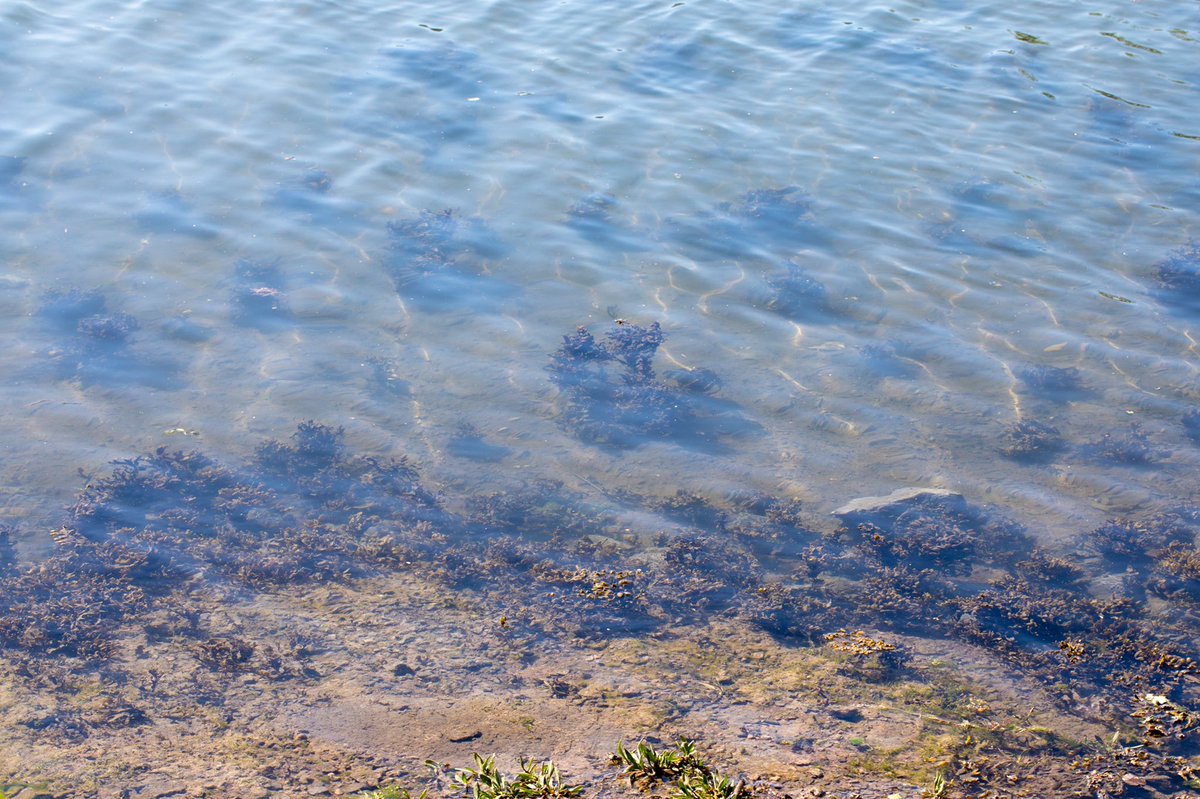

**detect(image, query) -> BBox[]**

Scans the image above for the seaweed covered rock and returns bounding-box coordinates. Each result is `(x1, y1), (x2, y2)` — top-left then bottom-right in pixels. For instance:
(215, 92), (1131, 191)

(1084, 513), (1197, 571)
(655, 531), (761, 615)
(834, 488), (1033, 575)
(0, 530), (170, 659)
(1153, 240), (1200, 316)
(465, 480), (611, 541)
(1148, 542), (1200, 603)
(436, 537), (659, 636)
(744, 582), (844, 645)
(547, 322), (754, 449)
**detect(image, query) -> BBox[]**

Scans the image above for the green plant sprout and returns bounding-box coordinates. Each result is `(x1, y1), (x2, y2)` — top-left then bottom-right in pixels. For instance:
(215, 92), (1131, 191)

(453, 753), (583, 799)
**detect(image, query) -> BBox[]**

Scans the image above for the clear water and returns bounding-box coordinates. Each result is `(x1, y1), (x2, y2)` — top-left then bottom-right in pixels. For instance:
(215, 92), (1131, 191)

(4, 0), (1199, 547)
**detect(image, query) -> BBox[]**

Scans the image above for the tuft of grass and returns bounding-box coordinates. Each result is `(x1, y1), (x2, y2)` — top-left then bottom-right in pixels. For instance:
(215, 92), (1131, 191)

(674, 771), (751, 799)
(612, 740), (751, 799)
(454, 753), (583, 799)
(613, 740), (705, 787)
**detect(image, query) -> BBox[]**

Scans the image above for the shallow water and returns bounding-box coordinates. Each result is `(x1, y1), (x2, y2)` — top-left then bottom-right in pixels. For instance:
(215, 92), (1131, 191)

(2, 0), (1200, 790)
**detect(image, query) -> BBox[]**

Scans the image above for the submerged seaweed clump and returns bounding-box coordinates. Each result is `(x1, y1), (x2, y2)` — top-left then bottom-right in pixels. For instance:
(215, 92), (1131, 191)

(36, 289), (181, 389)
(383, 208), (508, 311)
(1000, 419), (1065, 462)
(1085, 513), (1196, 570)
(764, 261), (830, 322)
(666, 186), (827, 261)
(1153, 240), (1200, 316)
(1016, 365), (1087, 402)
(564, 194), (648, 252)
(1149, 542), (1200, 603)
(1079, 423), (1160, 466)
(840, 493), (1030, 575)
(547, 322), (745, 449)
(0, 423), (455, 665)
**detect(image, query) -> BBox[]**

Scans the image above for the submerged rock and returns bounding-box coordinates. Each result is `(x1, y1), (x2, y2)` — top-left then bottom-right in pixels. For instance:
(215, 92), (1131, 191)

(833, 487), (963, 520)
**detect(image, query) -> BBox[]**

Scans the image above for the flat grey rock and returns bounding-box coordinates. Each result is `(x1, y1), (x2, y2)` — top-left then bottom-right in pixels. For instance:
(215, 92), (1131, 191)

(833, 487), (962, 517)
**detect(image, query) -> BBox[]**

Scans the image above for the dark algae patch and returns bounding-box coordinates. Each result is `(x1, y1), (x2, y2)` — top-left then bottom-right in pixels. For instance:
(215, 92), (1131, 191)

(1000, 419), (1065, 462)
(666, 187), (828, 261)
(384, 208), (512, 313)
(547, 321), (757, 451)
(3, 424), (1200, 795)
(1153, 240), (1200, 317)
(35, 289), (182, 389)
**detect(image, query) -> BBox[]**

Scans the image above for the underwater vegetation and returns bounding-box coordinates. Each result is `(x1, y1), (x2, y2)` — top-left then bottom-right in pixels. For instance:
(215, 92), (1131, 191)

(1153, 240), (1200, 317)
(666, 187), (827, 261)
(383, 209), (512, 313)
(564, 194), (649, 253)
(1183, 409), (1200, 446)
(36, 289), (180, 389)
(762, 261), (831, 323)
(5, 420), (1200, 794)
(1015, 364), (1088, 403)
(266, 165), (351, 228)
(446, 422), (511, 463)
(999, 419), (1065, 462)
(927, 177), (1047, 259)
(546, 322), (756, 450)
(1079, 422), (1161, 466)
(0, 154), (43, 214)
(0, 423), (452, 664)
